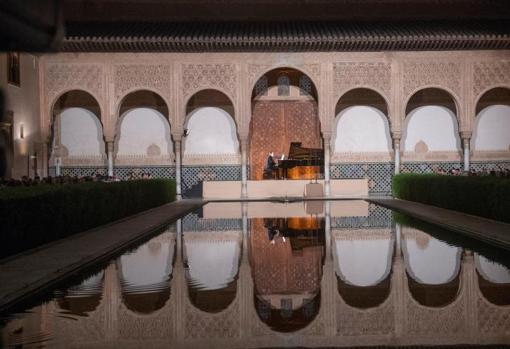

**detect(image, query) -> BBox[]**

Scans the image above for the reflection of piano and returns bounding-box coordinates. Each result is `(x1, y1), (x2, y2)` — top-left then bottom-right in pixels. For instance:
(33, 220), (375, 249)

(276, 142), (324, 179)
(263, 217), (325, 250)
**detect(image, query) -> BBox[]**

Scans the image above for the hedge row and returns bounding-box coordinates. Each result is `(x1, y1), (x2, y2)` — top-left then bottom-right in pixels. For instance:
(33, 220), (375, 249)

(0, 179), (176, 258)
(393, 173), (510, 223)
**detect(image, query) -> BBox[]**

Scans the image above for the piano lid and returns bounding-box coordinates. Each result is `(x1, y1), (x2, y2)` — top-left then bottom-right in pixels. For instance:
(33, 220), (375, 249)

(288, 142), (323, 161)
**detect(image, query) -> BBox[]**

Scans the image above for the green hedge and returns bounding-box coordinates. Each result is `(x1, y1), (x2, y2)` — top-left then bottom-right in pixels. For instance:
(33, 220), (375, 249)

(0, 179), (176, 258)
(393, 173), (510, 223)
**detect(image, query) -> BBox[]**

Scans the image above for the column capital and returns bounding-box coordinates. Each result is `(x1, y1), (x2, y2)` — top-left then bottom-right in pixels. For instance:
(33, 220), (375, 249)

(322, 131), (332, 141)
(391, 132), (402, 141)
(460, 131), (472, 140)
(239, 134), (249, 146)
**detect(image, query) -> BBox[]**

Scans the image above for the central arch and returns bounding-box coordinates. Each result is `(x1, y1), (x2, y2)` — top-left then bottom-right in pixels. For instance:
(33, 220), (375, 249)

(249, 67), (321, 180)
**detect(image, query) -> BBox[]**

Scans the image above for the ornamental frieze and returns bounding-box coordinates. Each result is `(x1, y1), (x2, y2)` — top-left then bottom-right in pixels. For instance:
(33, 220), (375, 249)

(473, 61), (510, 97)
(46, 63), (103, 103)
(114, 64), (172, 101)
(403, 61), (461, 99)
(333, 62), (391, 98)
(182, 63), (237, 100)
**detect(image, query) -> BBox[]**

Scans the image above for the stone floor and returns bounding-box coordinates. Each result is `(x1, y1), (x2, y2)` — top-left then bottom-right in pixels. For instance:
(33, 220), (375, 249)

(368, 198), (510, 250)
(0, 199), (205, 313)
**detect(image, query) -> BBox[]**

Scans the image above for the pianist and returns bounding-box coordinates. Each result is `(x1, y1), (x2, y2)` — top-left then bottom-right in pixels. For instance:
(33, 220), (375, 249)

(263, 152), (276, 179)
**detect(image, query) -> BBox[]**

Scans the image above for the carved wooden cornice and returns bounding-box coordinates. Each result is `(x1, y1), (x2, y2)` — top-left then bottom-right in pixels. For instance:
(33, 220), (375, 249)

(61, 20), (510, 52)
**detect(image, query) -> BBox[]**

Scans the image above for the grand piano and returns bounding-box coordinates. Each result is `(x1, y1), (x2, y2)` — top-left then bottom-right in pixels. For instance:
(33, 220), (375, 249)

(274, 142), (324, 180)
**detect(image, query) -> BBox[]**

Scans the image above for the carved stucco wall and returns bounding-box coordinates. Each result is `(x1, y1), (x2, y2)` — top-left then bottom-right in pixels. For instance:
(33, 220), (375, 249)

(39, 52), (510, 170)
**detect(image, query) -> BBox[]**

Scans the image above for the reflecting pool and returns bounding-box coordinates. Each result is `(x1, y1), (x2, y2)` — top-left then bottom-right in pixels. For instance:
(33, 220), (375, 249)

(2, 200), (510, 348)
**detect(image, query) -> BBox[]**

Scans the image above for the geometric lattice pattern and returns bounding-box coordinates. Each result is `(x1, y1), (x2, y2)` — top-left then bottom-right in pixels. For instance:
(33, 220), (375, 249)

(470, 161), (510, 172)
(401, 161), (462, 174)
(114, 166), (176, 180)
(330, 162), (394, 195)
(61, 166), (107, 177)
(182, 212), (242, 232)
(181, 165), (241, 195)
(331, 203), (393, 229)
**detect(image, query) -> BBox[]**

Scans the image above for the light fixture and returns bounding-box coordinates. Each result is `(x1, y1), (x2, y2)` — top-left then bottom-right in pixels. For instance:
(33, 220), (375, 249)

(19, 123), (24, 139)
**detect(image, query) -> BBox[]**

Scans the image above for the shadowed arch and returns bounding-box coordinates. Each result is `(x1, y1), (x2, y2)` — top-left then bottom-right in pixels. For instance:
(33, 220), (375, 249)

(51, 90), (105, 160)
(472, 87), (510, 152)
(183, 89), (239, 156)
(115, 90), (172, 163)
(250, 65), (320, 101)
(250, 67), (320, 180)
(333, 88), (392, 153)
(403, 87), (461, 153)
(474, 86), (510, 113)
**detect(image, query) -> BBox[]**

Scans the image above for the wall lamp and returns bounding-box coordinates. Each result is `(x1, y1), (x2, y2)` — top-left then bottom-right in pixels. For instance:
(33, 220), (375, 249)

(19, 122), (24, 139)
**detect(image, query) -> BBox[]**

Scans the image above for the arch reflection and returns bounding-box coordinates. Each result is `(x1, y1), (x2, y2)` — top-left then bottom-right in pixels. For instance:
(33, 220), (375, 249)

(56, 271), (104, 315)
(251, 216), (324, 332)
(402, 228), (461, 307)
(333, 229), (393, 308)
(184, 230), (241, 313)
(118, 230), (175, 314)
(476, 254), (510, 306)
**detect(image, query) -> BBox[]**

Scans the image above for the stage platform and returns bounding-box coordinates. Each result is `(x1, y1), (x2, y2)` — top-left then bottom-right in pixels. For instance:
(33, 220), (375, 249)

(202, 179), (368, 200)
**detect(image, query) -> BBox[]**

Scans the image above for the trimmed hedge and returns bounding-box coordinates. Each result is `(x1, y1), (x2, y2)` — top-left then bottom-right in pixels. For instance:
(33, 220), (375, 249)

(393, 173), (510, 224)
(0, 179), (176, 258)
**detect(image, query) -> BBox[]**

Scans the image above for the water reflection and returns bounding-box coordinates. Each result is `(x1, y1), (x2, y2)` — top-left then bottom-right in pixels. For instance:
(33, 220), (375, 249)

(2, 201), (510, 348)
(184, 230), (241, 312)
(252, 216), (324, 332)
(119, 230), (175, 313)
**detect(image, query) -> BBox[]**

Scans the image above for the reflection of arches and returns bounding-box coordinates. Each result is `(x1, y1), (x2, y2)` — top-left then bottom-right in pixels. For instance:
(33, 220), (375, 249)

(402, 229), (461, 285)
(250, 68), (320, 180)
(472, 88), (510, 152)
(184, 89), (238, 155)
(407, 272), (460, 307)
(402, 229), (461, 307)
(119, 232), (175, 314)
(51, 90), (104, 160)
(250, 217), (323, 332)
(254, 292), (321, 332)
(403, 88), (460, 153)
(116, 90), (172, 162)
(337, 273), (391, 309)
(476, 254), (510, 305)
(333, 229), (393, 308)
(184, 231), (241, 313)
(334, 88), (392, 153)
(333, 230), (393, 286)
(56, 271), (104, 315)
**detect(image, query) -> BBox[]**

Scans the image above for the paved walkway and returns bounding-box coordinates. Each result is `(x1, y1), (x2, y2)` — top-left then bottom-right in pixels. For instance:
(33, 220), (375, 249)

(368, 198), (510, 250)
(0, 199), (205, 313)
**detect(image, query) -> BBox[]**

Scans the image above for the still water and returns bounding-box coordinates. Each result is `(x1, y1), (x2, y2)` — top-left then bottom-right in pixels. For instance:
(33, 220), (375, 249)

(1, 200), (510, 348)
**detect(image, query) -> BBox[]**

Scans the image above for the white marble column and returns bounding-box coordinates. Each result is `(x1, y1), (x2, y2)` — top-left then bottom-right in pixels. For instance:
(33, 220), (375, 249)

(54, 113), (62, 176)
(323, 134), (331, 196)
(240, 138), (248, 198)
(462, 135), (471, 172)
(393, 136), (401, 175)
(106, 141), (114, 177)
(174, 139), (182, 200)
